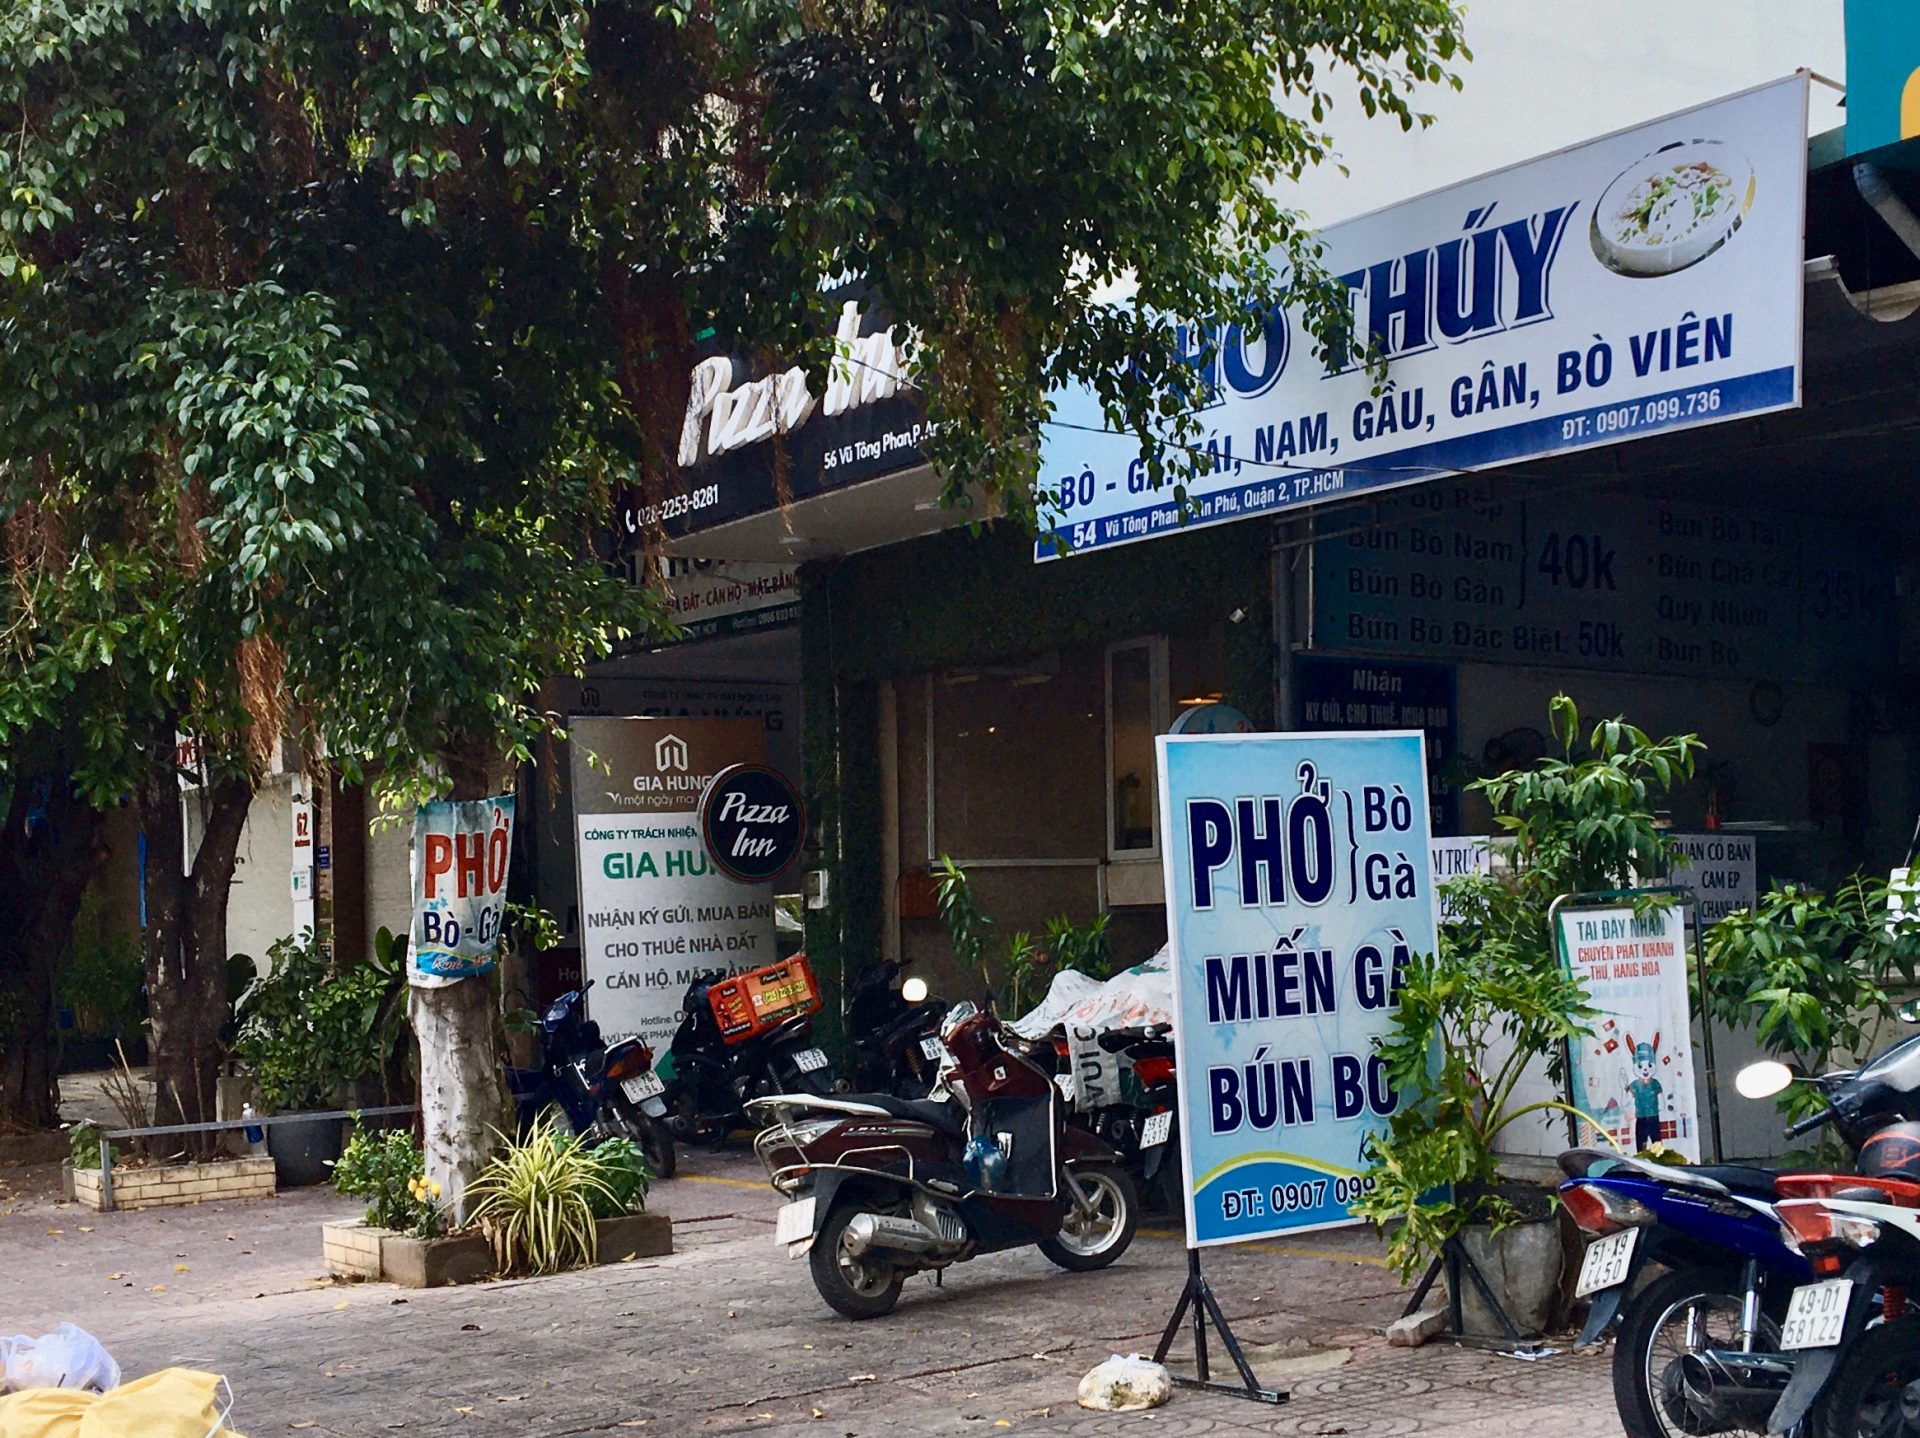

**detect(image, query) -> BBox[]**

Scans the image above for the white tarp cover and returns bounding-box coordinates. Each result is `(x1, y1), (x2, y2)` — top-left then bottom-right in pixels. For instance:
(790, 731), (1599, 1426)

(1009, 950), (1175, 1111)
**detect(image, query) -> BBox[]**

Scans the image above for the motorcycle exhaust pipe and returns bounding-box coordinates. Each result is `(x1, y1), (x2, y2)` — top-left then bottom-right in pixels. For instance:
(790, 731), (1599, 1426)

(1677, 1349), (1796, 1421)
(841, 1212), (949, 1257)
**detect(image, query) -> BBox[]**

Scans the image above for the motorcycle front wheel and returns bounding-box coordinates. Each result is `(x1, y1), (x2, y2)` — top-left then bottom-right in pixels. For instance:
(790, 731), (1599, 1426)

(1612, 1265), (1782, 1438)
(1039, 1164), (1139, 1272)
(1810, 1314), (1920, 1438)
(810, 1200), (905, 1320)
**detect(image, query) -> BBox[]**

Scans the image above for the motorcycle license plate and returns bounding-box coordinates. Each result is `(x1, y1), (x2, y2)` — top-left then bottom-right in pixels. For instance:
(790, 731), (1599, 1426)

(1140, 1111), (1173, 1149)
(792, 1047), (829, 1073)
(1780, 1279), (1854, 1350)
(620, 1072), (664, 1103)
(920, 1036), (944, 1061)
(775, 1196), (817, 1255)
(1574, 1229), (1638, 1297)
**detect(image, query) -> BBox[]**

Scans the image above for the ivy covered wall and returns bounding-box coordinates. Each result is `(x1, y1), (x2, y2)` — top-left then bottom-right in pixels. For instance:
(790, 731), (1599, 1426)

(798, 518), (1275, 1026)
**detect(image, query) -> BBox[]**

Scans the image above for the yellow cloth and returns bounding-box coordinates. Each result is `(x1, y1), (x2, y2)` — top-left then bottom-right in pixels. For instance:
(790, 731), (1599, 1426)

(0, 1368), (243, 1438)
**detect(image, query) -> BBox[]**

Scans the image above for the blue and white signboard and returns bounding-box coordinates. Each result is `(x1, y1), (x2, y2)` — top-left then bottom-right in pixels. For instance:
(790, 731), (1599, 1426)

(1039, 75), (1808, 559)
(1158, 732), (1436, 1246)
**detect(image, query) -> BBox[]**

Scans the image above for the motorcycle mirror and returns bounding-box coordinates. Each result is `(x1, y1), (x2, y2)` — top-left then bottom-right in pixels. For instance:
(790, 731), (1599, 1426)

(901, 976), (929, 1004)
(1736, 1060), (1796, 1099)
(1899, 998), (1920, 1024)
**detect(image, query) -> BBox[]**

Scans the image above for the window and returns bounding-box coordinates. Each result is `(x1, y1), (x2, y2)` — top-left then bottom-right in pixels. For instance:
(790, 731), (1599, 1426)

(929, 652), (1103, 860)
(1106, 638), (1168, 858)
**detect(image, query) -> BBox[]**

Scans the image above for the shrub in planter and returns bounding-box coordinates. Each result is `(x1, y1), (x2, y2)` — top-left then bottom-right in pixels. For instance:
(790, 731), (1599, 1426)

(330, 1125), (444, 1238)
(1358, 697), (1701, 1330)
(466, 1119), (620, 1276)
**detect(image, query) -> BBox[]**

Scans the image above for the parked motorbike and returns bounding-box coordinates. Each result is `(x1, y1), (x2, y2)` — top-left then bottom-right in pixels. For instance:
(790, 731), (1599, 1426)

(847, 959), (945, 1097)
(659, 968), (837, 1143)
(1091, 1024), (1182, 1215)
(1771, 1171), (1920, 1438)
(506, 981), (677, 1178)
(1561, 1025), (1920, 1438)
(747, 999), (1140, 1319)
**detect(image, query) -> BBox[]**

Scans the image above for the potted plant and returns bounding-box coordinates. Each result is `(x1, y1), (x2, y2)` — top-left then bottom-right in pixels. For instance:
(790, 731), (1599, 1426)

(1358, 696), (1701, 1337)
(233, 932), (406, 1185)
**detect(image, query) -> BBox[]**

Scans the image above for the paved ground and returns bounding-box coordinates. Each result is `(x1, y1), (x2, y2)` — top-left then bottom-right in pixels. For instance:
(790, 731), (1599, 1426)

(0, 1149), (1614, 1437)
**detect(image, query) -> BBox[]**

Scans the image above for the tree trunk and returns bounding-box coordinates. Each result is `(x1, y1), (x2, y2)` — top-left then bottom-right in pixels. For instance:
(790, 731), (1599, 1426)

(140, 772), (253, 1147)
(413, 738), (508, 1222)
(0, 755), (109, 1130)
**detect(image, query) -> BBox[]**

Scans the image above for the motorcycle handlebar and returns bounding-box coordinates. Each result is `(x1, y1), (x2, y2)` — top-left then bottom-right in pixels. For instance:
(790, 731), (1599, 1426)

(1786, 1105), (1839, 1139)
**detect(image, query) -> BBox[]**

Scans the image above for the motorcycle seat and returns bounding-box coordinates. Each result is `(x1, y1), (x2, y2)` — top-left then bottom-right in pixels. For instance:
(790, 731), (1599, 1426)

(853, 1093), (968, 1138)
(1690, 1164), (1783, 1198)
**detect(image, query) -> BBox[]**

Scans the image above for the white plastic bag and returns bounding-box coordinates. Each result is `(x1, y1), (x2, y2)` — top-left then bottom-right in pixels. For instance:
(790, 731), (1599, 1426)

(1076, 1352), (1172, 1412)
(0, 1322), (121, 1393)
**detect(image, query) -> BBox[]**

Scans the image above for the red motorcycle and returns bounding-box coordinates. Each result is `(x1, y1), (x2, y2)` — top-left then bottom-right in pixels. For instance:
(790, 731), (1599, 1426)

(748, 1001), (1140, 1318)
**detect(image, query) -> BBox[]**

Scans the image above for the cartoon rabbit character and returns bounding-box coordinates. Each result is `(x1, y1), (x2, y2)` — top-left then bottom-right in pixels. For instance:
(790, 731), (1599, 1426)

(1620, 1033), (1665, 1151)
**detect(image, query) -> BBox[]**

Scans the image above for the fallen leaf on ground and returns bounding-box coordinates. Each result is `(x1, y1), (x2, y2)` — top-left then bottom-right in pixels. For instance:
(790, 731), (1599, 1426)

(174, 1264), (189, 1273)
(78, 1226), (93, 1233)
(149, 1284), (166, 1293)
(106, 1272), (126, 1280)
(290, 1423), (314, 1431)
(994, 1423), (1012, 1430)
(620, 1251), (637, 1262)
(45, 1229), (62, 1236)
(454, 1408), (472, 1416)
(333, 1301), (350, 1311)
(848, 1374), (876, 1383)
(460, 1323), (481, 1332)
(810, 1409), (825, 1421)
(495, 1395), (527, 1404)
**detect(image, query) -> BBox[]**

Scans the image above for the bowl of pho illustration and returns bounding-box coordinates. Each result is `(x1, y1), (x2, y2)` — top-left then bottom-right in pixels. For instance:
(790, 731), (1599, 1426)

(1590, 139), (1755, 277)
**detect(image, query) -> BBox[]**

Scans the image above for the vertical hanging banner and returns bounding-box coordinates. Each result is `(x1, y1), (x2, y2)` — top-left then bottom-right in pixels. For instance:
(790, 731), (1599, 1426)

(410, 795), (515, 986)
(1159, 731), (1436, 1246)
(570, 717), (775, 1049)
(1557, 898), (1700, 1159)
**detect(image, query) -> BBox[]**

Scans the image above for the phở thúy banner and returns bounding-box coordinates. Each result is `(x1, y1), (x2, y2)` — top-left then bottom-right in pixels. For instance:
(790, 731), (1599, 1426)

(1158, 732), (1437, 1246)
(1039, 75), (1808, 558)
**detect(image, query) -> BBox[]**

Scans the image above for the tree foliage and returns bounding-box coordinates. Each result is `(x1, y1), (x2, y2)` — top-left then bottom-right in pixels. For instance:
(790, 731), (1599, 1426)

(1, 6), (1470, 761)
(1703, 877), (1920, 1138)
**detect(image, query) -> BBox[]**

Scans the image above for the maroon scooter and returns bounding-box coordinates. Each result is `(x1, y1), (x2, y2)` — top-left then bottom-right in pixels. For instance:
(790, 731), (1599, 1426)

(748, 1001), (1139, 1318)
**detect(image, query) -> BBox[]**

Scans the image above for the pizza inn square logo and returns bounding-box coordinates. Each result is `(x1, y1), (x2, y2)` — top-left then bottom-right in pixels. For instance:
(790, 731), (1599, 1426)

(655, 734), (689, 772)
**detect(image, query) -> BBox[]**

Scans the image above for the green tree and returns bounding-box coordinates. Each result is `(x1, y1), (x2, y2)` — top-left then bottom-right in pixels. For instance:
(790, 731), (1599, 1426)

(0, 0), (1466, 1192)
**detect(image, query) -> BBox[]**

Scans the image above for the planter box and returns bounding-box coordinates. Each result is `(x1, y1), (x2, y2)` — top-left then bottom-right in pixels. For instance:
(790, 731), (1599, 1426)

(322, 1220), (495, 1288)
(322, 1218), (386, 1280)
(321, 1212), (671, 1286)
(383, 1231), (495, 1289)
(595, 1211), (673, 1263)
(73, 1156), (275, 1213)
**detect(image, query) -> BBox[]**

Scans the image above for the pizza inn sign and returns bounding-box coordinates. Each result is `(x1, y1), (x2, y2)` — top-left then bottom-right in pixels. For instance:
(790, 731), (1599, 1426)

(676, 300), (912, 467)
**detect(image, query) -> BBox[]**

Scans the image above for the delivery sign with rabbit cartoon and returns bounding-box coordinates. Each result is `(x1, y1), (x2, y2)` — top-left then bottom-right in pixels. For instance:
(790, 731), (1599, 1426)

(1556, 900), (1700, 1160)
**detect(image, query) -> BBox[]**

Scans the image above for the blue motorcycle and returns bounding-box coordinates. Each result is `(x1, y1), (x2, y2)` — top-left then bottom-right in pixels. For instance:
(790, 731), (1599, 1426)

(1561, 1024), (1920, 1438)
(507, 981), (678, 1179)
